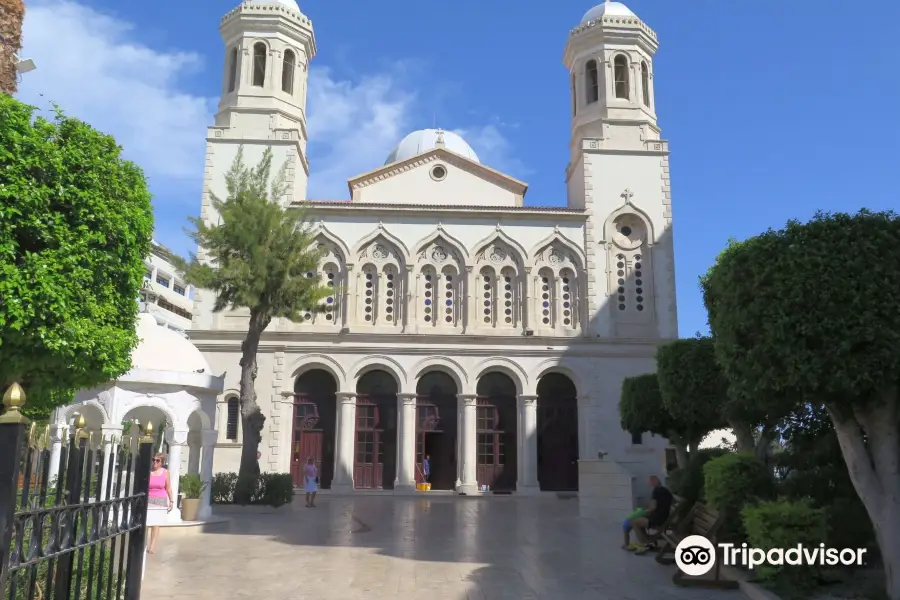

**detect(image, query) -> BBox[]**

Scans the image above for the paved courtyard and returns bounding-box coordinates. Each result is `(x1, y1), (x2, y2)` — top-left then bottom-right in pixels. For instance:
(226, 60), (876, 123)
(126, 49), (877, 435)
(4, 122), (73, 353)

(143, 495), (746, 600)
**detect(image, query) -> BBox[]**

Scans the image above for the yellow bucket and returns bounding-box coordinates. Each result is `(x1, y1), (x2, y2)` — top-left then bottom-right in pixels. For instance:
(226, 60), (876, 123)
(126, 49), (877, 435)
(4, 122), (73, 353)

(416, 483), (431, 492)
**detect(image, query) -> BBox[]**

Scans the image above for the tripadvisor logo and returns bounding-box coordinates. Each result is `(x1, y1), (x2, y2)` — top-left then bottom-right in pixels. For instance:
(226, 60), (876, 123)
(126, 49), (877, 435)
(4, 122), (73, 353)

(675, 535), (868, 577)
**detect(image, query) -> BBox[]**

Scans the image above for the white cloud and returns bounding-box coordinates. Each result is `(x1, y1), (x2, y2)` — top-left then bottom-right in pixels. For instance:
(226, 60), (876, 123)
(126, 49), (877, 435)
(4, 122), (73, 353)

(16, 0), (527, 214)
(306, 68), (416, 199)
(17, 0), (215, 183)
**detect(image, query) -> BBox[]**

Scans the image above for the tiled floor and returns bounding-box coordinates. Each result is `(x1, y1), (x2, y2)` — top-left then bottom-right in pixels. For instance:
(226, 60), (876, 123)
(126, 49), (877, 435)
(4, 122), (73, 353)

(142, 495), (746, 600)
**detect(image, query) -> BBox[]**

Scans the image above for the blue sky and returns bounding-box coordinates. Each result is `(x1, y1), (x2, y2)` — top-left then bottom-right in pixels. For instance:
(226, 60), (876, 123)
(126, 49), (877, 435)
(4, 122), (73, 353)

(16, 0), (900, 337)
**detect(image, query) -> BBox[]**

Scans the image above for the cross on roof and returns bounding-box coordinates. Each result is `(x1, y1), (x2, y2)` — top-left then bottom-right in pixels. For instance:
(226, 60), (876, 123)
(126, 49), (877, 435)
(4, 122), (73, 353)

(435, 128), (445, 144)
(621, 189), (634, 203)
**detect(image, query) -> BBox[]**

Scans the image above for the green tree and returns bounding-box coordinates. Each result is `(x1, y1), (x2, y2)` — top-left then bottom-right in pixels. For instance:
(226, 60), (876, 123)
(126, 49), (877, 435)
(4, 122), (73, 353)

(620, 373), (690, 467)
(701, 210), (900, 600)
(0, 96), (153, 419)
(655, 337), (727, 454)
(174, 147), (330, 501)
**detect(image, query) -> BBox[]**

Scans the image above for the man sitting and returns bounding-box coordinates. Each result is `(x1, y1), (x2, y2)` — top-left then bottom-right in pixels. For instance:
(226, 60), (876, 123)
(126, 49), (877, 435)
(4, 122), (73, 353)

(623, 475), (673, 554)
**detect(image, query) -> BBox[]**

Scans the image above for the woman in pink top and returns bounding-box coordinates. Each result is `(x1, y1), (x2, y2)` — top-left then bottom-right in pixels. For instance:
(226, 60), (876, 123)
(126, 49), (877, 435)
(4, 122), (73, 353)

(147, 452), (174, 553)
(303, 457), (318, 507)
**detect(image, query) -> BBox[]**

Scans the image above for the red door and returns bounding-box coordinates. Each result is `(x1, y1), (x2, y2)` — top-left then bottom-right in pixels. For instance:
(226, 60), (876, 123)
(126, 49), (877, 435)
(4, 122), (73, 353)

(292, 398), (324, 487)
(354, 398), (383, 489)
(476, 401), (505, 489)
(415, 400), (441, 483)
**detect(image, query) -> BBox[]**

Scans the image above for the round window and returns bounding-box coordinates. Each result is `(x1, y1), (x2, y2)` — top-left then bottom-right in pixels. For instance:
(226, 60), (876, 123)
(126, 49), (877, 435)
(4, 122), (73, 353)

(620, 225), (633, 236)
(430, 164), (447, 180)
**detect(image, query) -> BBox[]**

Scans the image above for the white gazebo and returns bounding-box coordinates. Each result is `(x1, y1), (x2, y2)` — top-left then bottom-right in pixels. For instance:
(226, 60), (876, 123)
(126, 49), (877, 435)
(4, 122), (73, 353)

(50, 312), (224, 522)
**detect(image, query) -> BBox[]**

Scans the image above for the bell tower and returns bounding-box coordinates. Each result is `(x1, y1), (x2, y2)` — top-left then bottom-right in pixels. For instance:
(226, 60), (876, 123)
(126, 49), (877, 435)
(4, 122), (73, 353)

(203, 0), (315, 215)
(564, 1), (678, 340)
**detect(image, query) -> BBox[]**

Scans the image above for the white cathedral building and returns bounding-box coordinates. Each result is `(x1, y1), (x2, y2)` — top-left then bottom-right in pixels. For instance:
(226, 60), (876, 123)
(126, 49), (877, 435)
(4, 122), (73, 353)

(191, 0), (678, 501)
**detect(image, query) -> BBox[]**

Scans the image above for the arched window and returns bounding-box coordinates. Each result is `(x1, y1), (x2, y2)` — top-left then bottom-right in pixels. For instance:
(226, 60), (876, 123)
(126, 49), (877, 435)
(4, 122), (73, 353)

(614, 55), (629, 100)
(585, 59), (599, 104)
(252, 42), (267, 87)
(571, 73), (577, 117)
(227, 47), (238, 93)
(282, 49), (296, 94)
(641, 61), (651, 107)
(226, 396), (240, 441)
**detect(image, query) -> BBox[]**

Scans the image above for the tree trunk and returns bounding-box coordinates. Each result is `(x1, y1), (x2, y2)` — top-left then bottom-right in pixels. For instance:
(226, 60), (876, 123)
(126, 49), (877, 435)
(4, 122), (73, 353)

(754, 426), (775, 462)
(827, 388), (900, 600)
(0, 0), (25, 95)
(674, 444), (689, 469)
(233, 312), (271, 505)
(730, 421), (756, 454)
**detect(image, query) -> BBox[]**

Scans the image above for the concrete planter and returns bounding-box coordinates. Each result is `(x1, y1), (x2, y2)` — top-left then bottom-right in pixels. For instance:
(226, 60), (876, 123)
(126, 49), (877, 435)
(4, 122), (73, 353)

(180, 498), (202, 522)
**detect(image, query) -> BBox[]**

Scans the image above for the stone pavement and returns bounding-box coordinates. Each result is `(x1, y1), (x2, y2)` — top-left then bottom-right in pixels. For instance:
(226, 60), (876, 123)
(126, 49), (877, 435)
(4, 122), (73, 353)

(142, 495), (746, 600)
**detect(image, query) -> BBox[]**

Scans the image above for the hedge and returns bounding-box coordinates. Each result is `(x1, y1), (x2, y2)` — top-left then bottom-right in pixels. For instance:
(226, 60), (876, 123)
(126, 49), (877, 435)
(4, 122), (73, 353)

(704, 452), (775, 542)
(211, 472), (294, 507)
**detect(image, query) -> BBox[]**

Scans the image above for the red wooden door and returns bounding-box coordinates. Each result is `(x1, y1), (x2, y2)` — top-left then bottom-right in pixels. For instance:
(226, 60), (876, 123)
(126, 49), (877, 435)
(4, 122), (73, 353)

(292, 398), (323, 487)
(476, 402), (505, 489)
(415, 400), (441, 483)
(354, 399), (383, 489)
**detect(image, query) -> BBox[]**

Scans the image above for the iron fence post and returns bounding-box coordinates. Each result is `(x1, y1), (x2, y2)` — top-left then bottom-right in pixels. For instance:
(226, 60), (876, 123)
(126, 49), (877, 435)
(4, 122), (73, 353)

(0, 382), (29, 593)
(53, 434), (85, 600)
(124, 438), (152, 600)
(0, 420), (27, 592)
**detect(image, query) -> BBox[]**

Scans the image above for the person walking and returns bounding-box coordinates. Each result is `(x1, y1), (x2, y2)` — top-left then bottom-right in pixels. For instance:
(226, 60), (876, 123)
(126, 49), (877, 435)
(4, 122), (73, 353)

(147, 452), (174, 554)
(423, 454), (431, 484)
(303, 457), (318, 507)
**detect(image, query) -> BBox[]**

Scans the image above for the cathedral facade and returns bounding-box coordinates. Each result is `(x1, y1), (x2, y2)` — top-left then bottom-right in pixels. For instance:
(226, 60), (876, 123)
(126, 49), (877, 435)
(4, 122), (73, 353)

(191, 0), (678, 498)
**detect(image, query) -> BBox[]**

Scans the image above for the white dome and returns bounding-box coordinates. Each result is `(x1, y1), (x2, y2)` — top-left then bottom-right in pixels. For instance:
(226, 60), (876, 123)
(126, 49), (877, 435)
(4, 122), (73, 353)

(130, 313), (210, 374)
(384, 129), (480, 165)
(269, 0), (300, 9)
(581, 1), (636, 23)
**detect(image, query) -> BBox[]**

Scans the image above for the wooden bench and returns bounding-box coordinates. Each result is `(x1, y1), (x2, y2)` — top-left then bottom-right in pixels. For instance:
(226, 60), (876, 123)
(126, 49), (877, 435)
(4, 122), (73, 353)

(655, 502), (738, 590)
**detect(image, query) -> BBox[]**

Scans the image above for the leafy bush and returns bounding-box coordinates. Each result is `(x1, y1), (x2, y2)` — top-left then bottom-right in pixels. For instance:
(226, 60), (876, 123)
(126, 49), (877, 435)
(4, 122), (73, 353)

(179, 474), (208, 499)
(669, 448), (729, 506)
(211, 472), (294, 507)
(742, 500), (829, 597)
(704, 452), (775, 542)
(211, 472), (238, 504)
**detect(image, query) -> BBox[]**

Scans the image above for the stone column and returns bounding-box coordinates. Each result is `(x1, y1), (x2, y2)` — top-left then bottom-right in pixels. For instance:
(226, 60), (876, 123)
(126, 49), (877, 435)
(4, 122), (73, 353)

(517, 395), (539, 494)
(199, 429), (217, 520)
(522, 267), (532, 331)
(457, 394), (479, 495)
(164, 428), (189, 522)
(332, 392), (356, 492)
(48, 424), (67, 488)
(395, 393), (418, 492)
(99, 426), (123, 500)
(463, 266), (474, 333)
(343, 264), (355, 326)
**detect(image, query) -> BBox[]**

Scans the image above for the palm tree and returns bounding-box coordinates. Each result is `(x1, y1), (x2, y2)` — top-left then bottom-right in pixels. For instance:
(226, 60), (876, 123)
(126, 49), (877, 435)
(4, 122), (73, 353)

(175, 147), (330, 502)
(0, 0), (25, 95)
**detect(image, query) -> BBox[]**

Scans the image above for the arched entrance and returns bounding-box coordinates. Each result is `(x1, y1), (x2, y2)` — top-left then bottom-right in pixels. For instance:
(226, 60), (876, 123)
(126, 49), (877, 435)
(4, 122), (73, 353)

(415, 371), (458, 490)
(293, 370), (338, 489)
(475, 372), (518, 491)
(536, 373), (579, 491)
(355, 370), (398, 489)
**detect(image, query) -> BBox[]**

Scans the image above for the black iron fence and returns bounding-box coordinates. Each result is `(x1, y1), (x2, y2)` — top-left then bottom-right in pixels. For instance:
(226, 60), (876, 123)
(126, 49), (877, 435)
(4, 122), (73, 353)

(0, 383), (153, 600)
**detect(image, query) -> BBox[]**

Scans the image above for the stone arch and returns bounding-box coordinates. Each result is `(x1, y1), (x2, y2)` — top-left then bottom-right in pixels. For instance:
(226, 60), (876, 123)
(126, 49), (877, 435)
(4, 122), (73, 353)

(121, 396), (183, 430)
(313, 223), (352, 264)
(289, 354), (348, 391)
(473, 358), (528, 396)
(58, 399), (109, 427)
(603, 202), (655, 245)
(350, 355), (408, 392)
(470, 229), (527, 269)
(351, 225), (411, 267)
(187, 407), (212, 430)
(412, 356), (469, 394)
(531, 360), (583, 396)
(527, 231), (586, 271)
(412, 226), (469, 264)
